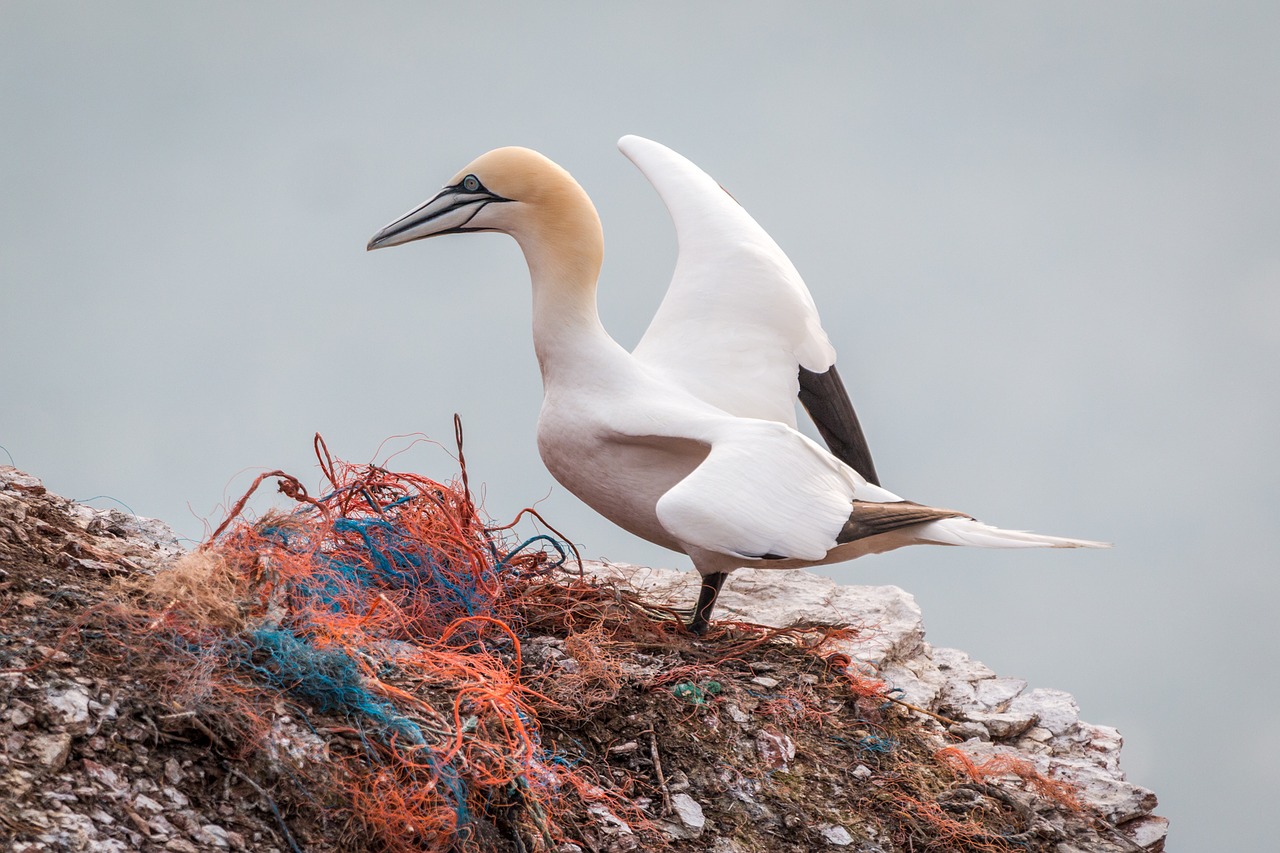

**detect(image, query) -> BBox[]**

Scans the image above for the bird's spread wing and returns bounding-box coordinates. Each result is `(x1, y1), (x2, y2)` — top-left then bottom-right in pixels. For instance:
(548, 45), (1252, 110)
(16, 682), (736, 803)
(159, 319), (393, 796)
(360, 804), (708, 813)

(651, 418), (900, 563)
(618, 135), (880, 483)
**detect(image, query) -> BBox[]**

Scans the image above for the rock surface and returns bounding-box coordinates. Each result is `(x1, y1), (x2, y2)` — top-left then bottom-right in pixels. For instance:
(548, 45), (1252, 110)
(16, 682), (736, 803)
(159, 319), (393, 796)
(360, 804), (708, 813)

(585, 561), (1166, 851)
(1, 467), (1166, 851)
(1, 467), (279, 852)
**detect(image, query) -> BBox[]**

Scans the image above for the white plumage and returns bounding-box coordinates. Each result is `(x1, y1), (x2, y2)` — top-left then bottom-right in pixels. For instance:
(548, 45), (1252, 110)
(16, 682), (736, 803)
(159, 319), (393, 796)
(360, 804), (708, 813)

(621, 135), (836, 426)
(367, 135), (1106, 632)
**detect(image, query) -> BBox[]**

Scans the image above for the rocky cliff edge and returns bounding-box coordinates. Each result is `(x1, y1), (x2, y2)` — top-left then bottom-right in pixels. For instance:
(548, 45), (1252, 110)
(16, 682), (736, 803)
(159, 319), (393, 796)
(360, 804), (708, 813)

(0, 464), (1165, 852)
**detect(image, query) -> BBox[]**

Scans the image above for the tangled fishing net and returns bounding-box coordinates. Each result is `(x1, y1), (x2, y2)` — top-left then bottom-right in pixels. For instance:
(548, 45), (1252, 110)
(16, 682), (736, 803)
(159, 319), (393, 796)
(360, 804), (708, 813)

(108, 428), (616, 851)
(94, 426), (1092, 852)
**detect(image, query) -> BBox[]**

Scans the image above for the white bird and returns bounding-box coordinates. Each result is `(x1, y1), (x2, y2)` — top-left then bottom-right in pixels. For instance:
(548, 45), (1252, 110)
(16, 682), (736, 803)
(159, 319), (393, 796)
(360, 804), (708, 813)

(367, 135), (1106, 634)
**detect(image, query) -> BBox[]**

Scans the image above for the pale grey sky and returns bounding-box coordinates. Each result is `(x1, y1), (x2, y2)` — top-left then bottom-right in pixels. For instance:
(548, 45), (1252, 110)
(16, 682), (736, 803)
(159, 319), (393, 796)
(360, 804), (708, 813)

(3, 3), (1277, 848)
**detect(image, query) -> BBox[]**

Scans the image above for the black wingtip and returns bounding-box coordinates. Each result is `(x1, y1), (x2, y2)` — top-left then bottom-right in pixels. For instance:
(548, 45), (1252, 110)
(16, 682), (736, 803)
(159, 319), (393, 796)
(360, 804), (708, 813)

(798, 365), (880, 485)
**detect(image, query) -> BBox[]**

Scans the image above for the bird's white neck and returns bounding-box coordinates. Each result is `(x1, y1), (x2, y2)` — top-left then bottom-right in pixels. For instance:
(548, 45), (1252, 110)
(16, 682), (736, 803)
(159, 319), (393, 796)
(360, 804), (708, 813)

(508, 192), (622, 387)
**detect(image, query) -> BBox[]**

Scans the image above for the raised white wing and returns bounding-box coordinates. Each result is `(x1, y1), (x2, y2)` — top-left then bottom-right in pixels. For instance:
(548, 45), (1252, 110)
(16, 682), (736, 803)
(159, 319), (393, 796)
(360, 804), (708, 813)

(620, 135), (836, 428)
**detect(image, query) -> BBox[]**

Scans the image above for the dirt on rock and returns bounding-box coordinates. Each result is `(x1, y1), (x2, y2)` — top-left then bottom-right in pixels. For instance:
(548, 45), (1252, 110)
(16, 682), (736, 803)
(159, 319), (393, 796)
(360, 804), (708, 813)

(0, 468), (312, 852)
(0, 464), (1162, 853)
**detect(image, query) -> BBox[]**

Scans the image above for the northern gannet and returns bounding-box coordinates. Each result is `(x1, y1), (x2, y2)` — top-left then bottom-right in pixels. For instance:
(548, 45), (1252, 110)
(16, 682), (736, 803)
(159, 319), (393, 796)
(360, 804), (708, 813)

(367, 136), (1106, 634)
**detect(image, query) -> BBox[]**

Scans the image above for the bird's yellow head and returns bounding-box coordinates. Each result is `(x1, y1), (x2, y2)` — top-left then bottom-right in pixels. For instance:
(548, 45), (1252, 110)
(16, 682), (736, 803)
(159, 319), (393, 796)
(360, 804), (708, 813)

(367, 146), (596, 251)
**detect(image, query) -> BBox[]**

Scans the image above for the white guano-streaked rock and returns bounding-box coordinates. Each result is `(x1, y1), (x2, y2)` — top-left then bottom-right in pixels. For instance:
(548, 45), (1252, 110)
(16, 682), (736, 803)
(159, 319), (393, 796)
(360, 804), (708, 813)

(582, 562), (925, 666)
(819, 823), (854, 846)
(580, 560), (1166, 850)
(671, 792), (706, 833)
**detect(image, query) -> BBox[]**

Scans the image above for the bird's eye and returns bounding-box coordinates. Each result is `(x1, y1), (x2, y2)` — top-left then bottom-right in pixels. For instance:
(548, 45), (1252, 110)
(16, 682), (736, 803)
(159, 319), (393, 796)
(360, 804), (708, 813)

(461, 175), (481, 193)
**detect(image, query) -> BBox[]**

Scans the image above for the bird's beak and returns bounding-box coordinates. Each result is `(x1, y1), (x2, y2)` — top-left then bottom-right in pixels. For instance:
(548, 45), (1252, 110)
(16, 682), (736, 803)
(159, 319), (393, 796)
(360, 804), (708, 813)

(366, 185), (510, 251)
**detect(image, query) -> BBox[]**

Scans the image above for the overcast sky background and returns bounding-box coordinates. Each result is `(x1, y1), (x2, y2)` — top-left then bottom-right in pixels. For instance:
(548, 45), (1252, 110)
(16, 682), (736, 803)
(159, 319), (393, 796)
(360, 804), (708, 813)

(3, 3), (1277, 848)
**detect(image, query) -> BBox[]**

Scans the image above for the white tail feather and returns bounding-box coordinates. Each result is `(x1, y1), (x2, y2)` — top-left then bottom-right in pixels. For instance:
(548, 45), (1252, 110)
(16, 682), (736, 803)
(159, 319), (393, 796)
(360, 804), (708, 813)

(913, 517), (1110, 549)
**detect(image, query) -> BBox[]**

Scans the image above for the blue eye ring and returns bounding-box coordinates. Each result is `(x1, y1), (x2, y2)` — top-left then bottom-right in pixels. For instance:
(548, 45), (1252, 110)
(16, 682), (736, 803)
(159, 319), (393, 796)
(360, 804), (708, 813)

(462, 175), (481, 193)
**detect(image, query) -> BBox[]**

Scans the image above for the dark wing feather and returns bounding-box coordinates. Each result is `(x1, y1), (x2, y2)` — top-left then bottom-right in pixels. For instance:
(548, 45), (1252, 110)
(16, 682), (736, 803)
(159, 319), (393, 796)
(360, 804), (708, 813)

(837, 501), (969, 544)
(798, 365), (881, 486)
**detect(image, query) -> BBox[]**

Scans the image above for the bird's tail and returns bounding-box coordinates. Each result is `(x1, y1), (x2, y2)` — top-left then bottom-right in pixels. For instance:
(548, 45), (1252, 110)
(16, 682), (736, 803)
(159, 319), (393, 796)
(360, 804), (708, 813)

(912, 517), (1110, 549)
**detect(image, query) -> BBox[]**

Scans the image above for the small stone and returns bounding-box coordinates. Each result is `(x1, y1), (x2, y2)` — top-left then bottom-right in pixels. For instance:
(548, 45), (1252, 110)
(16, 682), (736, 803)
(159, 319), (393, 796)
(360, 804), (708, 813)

(54, 810), (100, 842)
(670, 792), (706, 835)
(34, 644), (72, 663)
(27, 732), (73, 770)
(165, 839), (199, 853)
(41, 789), (79, 802)
(948, 721), (989, 741)
(91, 841), (131, 853)
(587, 803), (634, 836)
(974, 677), (1027, 711)
(932, 647), (996, 678)
(46, 684), (93, 732)
(83, 759), (126, 794)
(750, 675), (780, 689)
(608, 741), (639, 755)
(133, 793), (164, 814)
(724, 703), (750, 724)
(879, 659), (946, 708)
(527, 635), (564, 646)
(1050, 755), (1158, 824)
(819, 824), (854, 846)
(1079, 723), (1124, 773)
(196, 824), (232, 848)
(666, 770), (690, 793)
(163, 785), (190, 807)
(7, 703), (34, 727)
(1006, 688), (1079, 736)
(755, 728), (796, 771)
(149, 812), (178, 837)
(971, 710), (1037, 739)
(1120, 814), (1170, 849)
(851, 764), (872, 780)
(2, 777), (30, 804)
(0, 467), (46, 494)
(710, 840), (748, 853)
(1013, 736), (1051, 755)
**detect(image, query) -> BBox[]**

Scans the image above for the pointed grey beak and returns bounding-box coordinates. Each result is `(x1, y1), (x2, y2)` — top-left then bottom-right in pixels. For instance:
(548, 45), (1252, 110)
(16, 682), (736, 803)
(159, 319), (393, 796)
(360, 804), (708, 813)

(366, 185), (511, 250)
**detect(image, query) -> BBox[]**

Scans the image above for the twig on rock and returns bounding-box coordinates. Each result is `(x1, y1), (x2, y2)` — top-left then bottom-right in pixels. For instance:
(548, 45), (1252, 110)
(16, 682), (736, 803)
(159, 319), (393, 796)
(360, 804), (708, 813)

(223, 763), (305, 853)
(647, 730), (671, 816)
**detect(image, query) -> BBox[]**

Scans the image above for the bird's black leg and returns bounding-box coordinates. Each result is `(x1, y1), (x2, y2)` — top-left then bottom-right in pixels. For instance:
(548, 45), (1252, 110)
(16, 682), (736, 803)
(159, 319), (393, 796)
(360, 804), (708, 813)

(689, 571), (728, 636)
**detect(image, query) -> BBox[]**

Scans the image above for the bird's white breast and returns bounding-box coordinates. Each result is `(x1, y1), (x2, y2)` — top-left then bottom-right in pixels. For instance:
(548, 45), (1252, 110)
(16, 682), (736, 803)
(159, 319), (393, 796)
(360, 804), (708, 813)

(536, 398), (709, 554)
